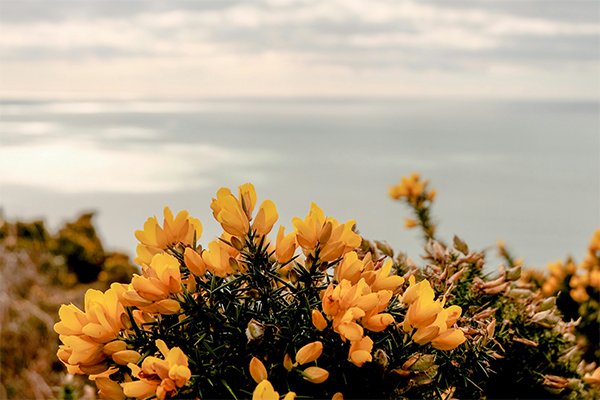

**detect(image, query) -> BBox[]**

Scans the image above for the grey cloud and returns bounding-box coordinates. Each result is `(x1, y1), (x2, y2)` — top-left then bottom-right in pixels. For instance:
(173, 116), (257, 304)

(0, 0), (239, 23)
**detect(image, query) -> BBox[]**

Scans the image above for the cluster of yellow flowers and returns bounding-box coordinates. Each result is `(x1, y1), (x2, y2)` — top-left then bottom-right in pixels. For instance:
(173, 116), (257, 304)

(388, 172), (437, 233)
(401, 276), (465, 350)
(55, 285), (129, 376)
(541, 229), (600, 302)
(55, 182), (467, 399)
(388, 172), (434, 204)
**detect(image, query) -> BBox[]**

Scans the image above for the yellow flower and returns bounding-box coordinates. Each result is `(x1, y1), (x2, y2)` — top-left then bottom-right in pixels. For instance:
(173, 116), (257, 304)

(122, 378), (160, 400)
(412, 309), (448, 345)
(123, 339), (191, 400)
(303, 366), (329, 384)
(362, 313), (395, 332)
(183, 247), (206, 277)
(348, 336), (373, 367)
(332, 393), (344, 400)
(334, 252), (365, 285)
(211, 187), (251, 236)
(251, 380), (296, 400)
(370, 259), (404, 292)
(275, 226), (297, 264)
(112, 350), (141, 365)
(296, 341), (323, 365)
(238, 183), (258, 220)
(202, 240), (236, 277)
(431, 328), (466, 350)
(388, 173), (426, 203)
(55, 284), (128, 373)
(283, 354), (293, 372)
(95, 376), (126, 400)
(250, 357), (268, 383)
(583, 367), (600, 385)
(427, 189), (437, 201)
(444, 305), (462, 327)
(404, 218), (418, 228)
(402, 275), (435, 305)
(252, 380), (279, 400)
(312, 309), (328, 331)
(134, 207), (202, 265)
(404, 293), (444, 330)
(325, 220), (362, 259)
(570, 286), (589, 302)
(252, 199), (278, 237)
(129, 253), (182, 311)
(292, 202), (326, 250)
(292, 203), (360, 261)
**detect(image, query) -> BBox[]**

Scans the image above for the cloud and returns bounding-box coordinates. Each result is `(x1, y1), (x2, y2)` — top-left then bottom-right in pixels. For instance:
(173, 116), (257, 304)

(0, 0), (597, 99)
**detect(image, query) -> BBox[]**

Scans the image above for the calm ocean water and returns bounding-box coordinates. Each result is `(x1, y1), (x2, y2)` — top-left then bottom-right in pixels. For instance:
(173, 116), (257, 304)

(1, 98), (598, 269)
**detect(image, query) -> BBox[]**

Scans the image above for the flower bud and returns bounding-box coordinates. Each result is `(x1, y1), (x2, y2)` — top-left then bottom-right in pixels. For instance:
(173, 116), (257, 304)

(230, 236), (245, 251)
(302, 366), (329, 384)
(155, 299), (181, 314)
(288, 269), (299, 285)
(103, 340), (127, 355)
(319, 221), (333, 244)
(249, 357), (268, 383)
(453, 235), (468, 255)
(80, 362), (109, 375)
(506, 265), (521, 281)
(539, 296), (556, 311)
(184, 247), (206, 277)
(112, 350), (141, 365)
(283, 354), (293, 372)
(404, 219), (418, 229)
(120, 313), (133, 330)
(296, 341), (323, 365)
(95, 377), (126, 400)
(507, 288), (531, 299)
(311, 310), (327, 331)
(186, 274), (197, 293)
(332, 393), (344, 400)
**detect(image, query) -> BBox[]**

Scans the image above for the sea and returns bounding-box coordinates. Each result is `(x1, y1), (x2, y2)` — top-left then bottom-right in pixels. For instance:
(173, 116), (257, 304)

(1, 98), (598, 271)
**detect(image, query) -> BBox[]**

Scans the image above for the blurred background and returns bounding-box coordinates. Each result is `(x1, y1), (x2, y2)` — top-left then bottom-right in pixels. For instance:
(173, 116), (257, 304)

(1, 0), (599, 268)
(0, 1), (598, 398)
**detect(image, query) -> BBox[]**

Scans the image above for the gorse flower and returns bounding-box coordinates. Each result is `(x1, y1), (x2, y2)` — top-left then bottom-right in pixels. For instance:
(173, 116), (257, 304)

(134, 207), (202, 266)
(121, 339), (191, 400)
(54, 177), (598, 400)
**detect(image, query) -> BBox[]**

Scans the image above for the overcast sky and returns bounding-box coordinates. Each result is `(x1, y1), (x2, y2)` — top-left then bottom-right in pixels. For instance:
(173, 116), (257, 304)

(1, 0), (598, 100)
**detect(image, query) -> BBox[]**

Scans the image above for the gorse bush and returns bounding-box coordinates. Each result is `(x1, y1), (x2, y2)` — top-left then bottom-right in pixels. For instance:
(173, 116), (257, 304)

(54, 175), (599, 399)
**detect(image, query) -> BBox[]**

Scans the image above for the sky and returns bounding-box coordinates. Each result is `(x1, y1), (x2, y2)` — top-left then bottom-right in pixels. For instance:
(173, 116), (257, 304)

(0, 0), (599, 100)
(0, 1), (598, 267)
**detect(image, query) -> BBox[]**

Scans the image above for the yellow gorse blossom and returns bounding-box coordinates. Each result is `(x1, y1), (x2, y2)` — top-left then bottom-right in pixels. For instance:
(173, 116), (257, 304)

(120, 253), (182, 315)
(55, 284), (127, 374)
(252, 380), (296, 400)
(275, 225), (298, 264)
(211, 187), (251, 236)
(249, 357), (268, 383)
(302, 366), (329, 384)
(121, 339), (191, 400)
(402, 277), (465, 350)
(292, 202), (361, 261)
(134, 207), (202, 266)
(295, 341), (323, 365)
(388, 172), (427, 203)
(253, 199), (279, 237)
(53, 179), (483, 399)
